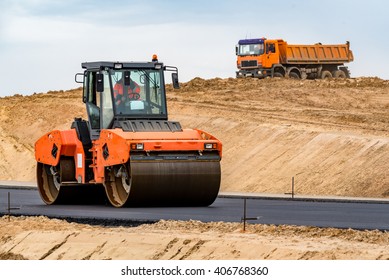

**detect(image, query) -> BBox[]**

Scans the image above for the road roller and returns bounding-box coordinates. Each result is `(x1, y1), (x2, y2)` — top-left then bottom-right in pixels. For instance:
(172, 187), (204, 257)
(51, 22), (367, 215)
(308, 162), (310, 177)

(34, 57), (222, 207)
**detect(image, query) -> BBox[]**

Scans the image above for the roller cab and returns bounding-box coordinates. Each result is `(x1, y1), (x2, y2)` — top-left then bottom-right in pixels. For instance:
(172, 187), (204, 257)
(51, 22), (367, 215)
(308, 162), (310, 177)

(35, 58), (222, 207)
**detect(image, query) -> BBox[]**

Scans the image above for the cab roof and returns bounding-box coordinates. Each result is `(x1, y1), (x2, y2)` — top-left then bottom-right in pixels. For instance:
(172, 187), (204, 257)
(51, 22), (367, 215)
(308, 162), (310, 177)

(81, 61), (163, 70)
(238, 38), (265, 45)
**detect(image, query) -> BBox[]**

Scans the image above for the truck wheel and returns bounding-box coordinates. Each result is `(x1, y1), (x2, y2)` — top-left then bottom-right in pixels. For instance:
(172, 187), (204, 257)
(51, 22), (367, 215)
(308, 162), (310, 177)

(333, 70), (346, 78)
(273, 72), (284, 78)
(321, 70), (332, 79)
(289, 72), (300, 79)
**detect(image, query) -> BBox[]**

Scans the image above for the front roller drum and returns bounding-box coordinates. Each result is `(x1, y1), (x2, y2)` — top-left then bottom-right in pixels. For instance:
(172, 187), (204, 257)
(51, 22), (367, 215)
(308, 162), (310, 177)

(104, 160), (221, 207)
(37, 157), (105, 205)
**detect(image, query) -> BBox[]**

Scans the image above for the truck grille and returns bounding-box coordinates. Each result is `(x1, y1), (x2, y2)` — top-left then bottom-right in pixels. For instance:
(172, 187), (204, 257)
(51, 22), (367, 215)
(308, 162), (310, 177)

(241, 60), (258, 68)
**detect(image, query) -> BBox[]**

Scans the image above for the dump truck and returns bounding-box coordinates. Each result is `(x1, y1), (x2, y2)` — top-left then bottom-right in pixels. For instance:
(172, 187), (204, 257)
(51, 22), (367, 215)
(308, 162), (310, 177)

(236, 38), (354, 79)
(35, 57), (222, 207)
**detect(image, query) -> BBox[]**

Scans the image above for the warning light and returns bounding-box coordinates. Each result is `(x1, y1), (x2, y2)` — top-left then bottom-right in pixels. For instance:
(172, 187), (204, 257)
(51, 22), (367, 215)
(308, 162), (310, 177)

(152, 54), (158, 62)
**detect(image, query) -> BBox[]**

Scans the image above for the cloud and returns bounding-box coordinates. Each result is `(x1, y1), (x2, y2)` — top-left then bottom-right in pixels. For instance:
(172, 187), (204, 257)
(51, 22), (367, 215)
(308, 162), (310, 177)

(0, 11), (238, 95)
(1, 0), (389, 96)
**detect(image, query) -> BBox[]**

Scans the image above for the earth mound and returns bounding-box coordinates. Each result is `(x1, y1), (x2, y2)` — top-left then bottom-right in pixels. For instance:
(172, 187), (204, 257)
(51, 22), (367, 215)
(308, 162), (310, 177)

(1, 77), (389, 197)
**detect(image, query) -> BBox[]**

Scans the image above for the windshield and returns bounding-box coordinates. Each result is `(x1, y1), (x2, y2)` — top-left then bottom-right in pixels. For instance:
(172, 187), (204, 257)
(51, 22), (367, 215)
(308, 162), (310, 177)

(238, 43), (264, 56)
(110, 69), (166, 117)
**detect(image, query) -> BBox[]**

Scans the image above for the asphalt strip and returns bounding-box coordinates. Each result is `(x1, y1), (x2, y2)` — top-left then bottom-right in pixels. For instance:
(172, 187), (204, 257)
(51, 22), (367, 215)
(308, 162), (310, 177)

(1, 181), (388, 204)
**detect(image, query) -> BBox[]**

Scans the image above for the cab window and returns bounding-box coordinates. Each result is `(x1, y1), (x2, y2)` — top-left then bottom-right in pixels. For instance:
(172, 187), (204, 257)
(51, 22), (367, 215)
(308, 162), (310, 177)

(266, 43), (276, 54)
(110, 69), (166, 117)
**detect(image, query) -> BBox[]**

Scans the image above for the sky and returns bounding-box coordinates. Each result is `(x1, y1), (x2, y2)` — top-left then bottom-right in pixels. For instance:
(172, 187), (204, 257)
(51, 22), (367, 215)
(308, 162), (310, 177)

(0, 0), (388, 97)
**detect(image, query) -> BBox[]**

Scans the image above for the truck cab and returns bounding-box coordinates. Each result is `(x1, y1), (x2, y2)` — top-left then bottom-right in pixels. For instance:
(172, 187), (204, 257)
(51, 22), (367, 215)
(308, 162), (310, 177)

(236, 38), (285, 78)
(236, 38), (265, 78)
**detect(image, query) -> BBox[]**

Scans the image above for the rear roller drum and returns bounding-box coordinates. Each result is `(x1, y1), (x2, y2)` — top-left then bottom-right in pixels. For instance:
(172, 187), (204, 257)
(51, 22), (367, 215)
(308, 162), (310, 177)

(37, 163), (57, 204)
(37, 158), (75, 204)
(37, 157), (106, 205)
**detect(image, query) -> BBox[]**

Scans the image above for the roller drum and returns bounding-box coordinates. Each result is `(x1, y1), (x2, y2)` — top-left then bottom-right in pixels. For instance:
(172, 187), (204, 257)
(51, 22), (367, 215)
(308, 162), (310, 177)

(104, 154), (221, 207)
(37, 158), (106, 205)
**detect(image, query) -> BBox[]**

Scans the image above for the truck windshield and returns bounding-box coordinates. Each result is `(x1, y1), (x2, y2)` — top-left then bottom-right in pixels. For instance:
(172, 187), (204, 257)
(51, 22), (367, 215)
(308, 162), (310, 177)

(110, 69), (166, 118)
(238, 43), (264, 56)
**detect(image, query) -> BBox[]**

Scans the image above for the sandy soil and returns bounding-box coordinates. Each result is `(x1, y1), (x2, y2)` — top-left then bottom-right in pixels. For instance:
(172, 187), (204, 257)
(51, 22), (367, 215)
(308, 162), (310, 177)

(0, 216), (388, 260)
(1, 77), (389, 259)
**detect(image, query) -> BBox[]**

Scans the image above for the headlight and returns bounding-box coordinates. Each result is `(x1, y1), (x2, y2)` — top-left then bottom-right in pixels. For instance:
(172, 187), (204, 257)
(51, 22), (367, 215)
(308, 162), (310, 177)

(131, 143), (144, 150)
(204, 143), (217, 149)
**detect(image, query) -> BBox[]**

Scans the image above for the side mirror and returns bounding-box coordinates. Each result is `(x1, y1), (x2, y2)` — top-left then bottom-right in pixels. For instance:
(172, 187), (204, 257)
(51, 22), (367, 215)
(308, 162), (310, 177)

(235, 45), (238, 55)
(172, 73), (179, 89)
(76, 72), (87, 103)
(164, 66), (180, 89)
(96, 73), (104, 92)
(75, 73), (84, 83)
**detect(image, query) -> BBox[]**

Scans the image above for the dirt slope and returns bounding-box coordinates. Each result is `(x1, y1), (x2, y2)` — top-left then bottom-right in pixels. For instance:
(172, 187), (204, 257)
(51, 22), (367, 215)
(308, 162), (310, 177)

(1, 77), (389, 197)
(0, 89), (85, 181)
(167, 77), (389, 197)
(1, 77), (389, 260)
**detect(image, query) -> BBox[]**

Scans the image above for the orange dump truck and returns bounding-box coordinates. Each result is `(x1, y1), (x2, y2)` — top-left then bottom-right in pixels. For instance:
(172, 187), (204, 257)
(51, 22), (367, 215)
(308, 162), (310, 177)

(236, 38), (354, 79)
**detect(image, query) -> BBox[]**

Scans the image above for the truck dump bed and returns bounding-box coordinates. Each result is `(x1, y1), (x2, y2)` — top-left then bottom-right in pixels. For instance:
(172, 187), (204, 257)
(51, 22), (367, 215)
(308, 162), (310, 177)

(283, 42), (354, 64)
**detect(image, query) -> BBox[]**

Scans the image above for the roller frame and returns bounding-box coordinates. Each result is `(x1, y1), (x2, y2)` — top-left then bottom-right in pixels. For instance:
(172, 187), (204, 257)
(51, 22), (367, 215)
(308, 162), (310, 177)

(35, 127), (222, 207)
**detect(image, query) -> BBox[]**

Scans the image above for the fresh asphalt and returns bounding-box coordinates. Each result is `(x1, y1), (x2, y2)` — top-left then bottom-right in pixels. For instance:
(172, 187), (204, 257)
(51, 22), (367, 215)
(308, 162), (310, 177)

(0, 184), (388, 230)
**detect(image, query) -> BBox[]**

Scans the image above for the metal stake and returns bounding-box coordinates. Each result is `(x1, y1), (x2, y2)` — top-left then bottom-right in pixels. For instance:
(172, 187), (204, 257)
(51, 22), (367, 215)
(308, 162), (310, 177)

(7, 192), (20, 222)
(285, 176), (295, 199)
(241, 198), (259, 232)
(243, 198), (247, 231)
(8, 192), (10, 222)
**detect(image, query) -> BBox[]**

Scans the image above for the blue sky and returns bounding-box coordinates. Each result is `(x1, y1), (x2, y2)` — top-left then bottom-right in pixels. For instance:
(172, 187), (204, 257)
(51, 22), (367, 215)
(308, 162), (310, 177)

(0, 0), (388, 96)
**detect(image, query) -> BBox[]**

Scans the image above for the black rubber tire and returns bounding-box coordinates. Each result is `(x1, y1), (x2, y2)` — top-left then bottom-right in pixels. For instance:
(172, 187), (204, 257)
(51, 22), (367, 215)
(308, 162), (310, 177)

(273, 72), (284, 78)
(321, 70), (332, 79)
(333, 70), (347, 78)
(289, 72), (300, 79)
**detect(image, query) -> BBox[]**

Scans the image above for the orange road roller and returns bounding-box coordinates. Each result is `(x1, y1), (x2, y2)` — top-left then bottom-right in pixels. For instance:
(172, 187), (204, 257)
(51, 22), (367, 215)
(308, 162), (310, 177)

(35, 58), (222, 207)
